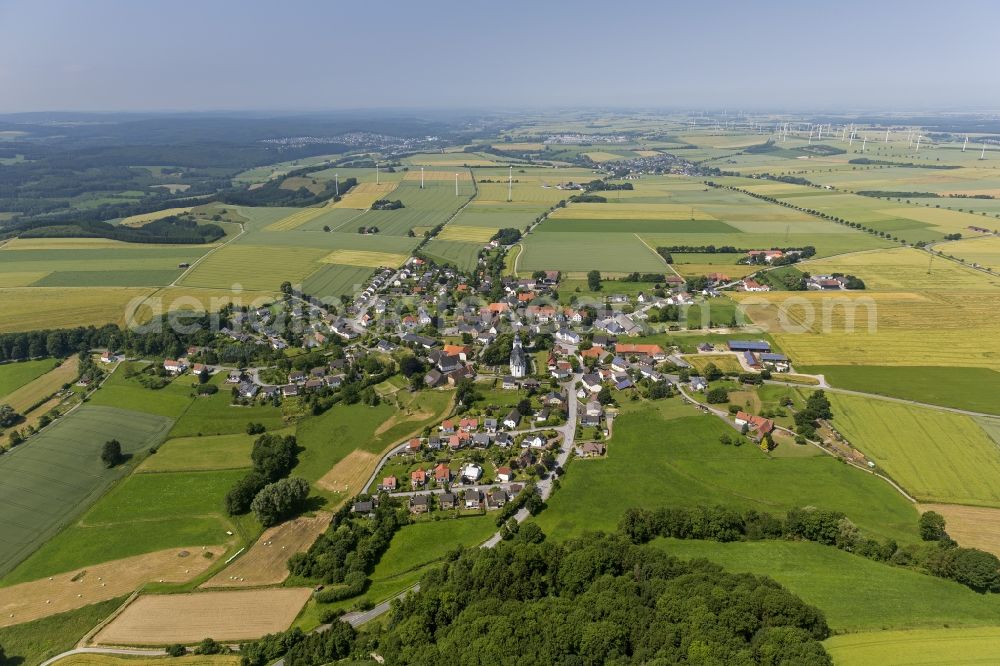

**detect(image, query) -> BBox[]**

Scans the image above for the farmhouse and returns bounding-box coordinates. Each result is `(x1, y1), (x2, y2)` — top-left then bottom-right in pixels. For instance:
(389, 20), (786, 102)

(727, 340), (771, 353)
(760, 352), (790, 372)
(741, 278), (771, 292)
(614, 343), (665, 361)
(163, 359), (187, 374)
(734, 411), (775, 440)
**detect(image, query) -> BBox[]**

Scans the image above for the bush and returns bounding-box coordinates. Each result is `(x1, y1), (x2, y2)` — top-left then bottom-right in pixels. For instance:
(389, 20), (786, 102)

(251, 477), (310, 527)
(165, 644), (186, 657)
(706, 387), (729, 404)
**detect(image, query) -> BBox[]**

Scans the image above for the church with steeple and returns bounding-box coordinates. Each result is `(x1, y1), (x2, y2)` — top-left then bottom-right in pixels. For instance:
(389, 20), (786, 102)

(509, 333), (527, 378)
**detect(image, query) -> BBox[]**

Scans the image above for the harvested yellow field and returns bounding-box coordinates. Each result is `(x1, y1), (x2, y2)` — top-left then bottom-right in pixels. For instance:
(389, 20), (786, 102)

(476, 182), (569, 204)
(202, 513), (330, 588)
(120, 207), (192, 227)
(264, 207), (328, 231)
(492, 142), (545, 151)
(877, 206), (985, 232)
(672, 264), (757, 279)
(732, 290), (1000, 369)
(550, 203), (716, 220)
(634, 150), (661, 157)
(0, 271), (50, 287)
(92, 588), (312, 645)
(0, 237), (196, 250)
(946, 235), (1000, 271)
(403, 169), (472, 182)
(317, 449), (378, 494)
(0, 546), (223, 628)
(917, 504), (1000, 557)
(584, 151), (626, 162)
(331, 182), (398, 209)
(405, 153), (496, 167)
(4, 355), (79, 414)
(53, 656), (239, 666)
(320, 249), (409, 268)
(803, 247), (1000, 291)
(436, 225), (496, 242)
(0, 287), (156, 333)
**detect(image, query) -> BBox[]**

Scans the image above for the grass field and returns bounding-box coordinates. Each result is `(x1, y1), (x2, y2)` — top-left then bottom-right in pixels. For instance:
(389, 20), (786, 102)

(0, 596), (126, 666)
(263, 206), (330, 231)
(656, 539), (1000, 633)
(178, 244), (329, 291)
(518, 231), (667, 273)
(331, 181), (399, 209)
(533, 399), (919, 543)
(805, 365), (1000, 414)
(422, 239), (483, 271)
(301, 263), (372, 300)
(92, 588), (312, 645)
(165, 382), (285, 437)
(681, 353), (744, 374)
(87, 366), (195, 419)
(829, 394), (1000, 506)
(298, 389), (453, 497)
(825, 627), (1000, 665)
(0, 359), (59, 399)
(0, 357), (75, 415)
(0, 405), (174, 579)
(138, 432), (258, 472)
(548, 203), (719, 221)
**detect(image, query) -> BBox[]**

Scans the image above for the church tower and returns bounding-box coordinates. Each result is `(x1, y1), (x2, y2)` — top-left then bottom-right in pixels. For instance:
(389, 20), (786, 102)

(510, 333), (527, 378)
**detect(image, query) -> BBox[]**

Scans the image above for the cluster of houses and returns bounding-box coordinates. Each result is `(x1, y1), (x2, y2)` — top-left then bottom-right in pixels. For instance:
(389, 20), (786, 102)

(806, 274), (849, 290)
(354, 483), (523, 516)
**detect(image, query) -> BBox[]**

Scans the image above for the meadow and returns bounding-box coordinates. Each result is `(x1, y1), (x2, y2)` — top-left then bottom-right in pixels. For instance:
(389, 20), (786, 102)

(166, 378), (285, 437)
(0, 359), (59, 401)
(828, 394), (1000, 506)
(825, 627), (1000, 666)
(804, 365), (1000, 414)
(532, 398), (920, 544)
(656, 539), (1000, 633)
(301, 263), (374, 300)
(87, 365), (196, 419)
(0, 596), (126, 666)
(517, 231), (668, 274)
(0, 405), (174, 579)
(138, 432), (259, 472)
(1, 356), (79, 415)
(422, 239), (483, 272)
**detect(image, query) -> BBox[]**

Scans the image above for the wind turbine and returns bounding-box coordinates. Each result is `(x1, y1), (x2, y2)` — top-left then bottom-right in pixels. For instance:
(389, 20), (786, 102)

(981, 143), (987, 160)
(915, 135), (922, 152)
(420, 167), (425, 189)
(334, 173), (339, 197)
(963, 135), (969, 152)
(508, 166), (513, 202)
(376, 162), (380, 185)
(817, 125), (823, 141)
(861, 136), (867, 153)
(884, 128), (890, 144)
(455, 173), (459, 196)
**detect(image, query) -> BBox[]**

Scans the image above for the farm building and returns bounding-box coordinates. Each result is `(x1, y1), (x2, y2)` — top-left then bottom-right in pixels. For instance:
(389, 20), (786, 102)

(727, 340), (771, 353)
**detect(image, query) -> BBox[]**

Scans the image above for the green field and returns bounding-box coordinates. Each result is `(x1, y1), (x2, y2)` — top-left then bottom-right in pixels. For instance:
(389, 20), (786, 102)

(807, 365), (1000, 414)
(422, 238), (483, 271)
(0, 405), (174, 578)
(517, 232), (668, 273)
(301, 263), (373, 300)
(533, 398), (919, 543)
(0, 358), (57, 399)
(294, 389), (453, 487)
(825, 627), (1000, 665)
(0, 596), (127, 666)
(2, 466), (251, 585)
(656, 539), (1000, 633)
(828, 394), (1000, 506)
(165, 381), (285, 437)
(86, 365), (196, 419)
(139, 432), (258, 472)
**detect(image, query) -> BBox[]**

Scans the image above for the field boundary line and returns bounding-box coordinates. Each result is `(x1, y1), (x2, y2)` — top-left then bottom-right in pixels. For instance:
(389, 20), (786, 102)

(171, 221), (246, 287)
(633, 233), (683, 278)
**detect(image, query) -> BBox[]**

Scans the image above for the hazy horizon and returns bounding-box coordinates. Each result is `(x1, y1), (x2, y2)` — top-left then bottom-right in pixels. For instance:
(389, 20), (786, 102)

(2, 0), (998, 113)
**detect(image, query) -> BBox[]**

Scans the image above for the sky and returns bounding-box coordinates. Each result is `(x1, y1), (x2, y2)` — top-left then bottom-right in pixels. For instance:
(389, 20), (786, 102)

(1, 0), (998, 113)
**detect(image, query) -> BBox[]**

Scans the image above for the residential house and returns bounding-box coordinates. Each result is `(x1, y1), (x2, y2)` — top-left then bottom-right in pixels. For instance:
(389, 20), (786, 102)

(486, 489), (508, 510)
(459, 417), (478, 432)
(409, 494), (431, 514)
(463, 464), (483, 482)
(581, 442), (606, 457)
(352, 500), (376, 515)
(407, 438), (421, 452)
(741, 278), (771, 292)
(434, 463), (451, 484)
(238, 382), (259, 399)
(380, 476), (397, 492)
(503, 409), (521, 430)
(689, 377), (708, 391)
(484, 418), (498, 433)
(440, 419), (455, 434)
(464, 490), (483, 509)
(735, 411), (775, 441)
(580, 374), (603, 393)
(439, 493), (456, 510)
(502, 375), (518, 390)
(495, 432), (514, 448)
(410, 469), (427, 488)
(281, 384), (300, 398)
(163, 359), (187, 374)
(497, 466), (513, 483)
(472, 432), (492, 448)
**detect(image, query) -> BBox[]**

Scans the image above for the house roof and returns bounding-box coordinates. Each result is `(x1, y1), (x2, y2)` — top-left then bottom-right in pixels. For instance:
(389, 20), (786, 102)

(615, 343), (663, 356)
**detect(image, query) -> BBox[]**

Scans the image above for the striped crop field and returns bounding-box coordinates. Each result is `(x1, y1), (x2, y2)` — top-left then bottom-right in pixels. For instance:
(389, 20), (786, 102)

(548, 203), (717, 220)
(264, 207), (329, 231)
(319, 248), (409, 268)
(331, 182), (399, 209)
(435, 225), (496, 242)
